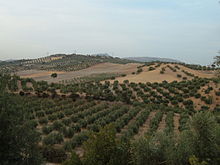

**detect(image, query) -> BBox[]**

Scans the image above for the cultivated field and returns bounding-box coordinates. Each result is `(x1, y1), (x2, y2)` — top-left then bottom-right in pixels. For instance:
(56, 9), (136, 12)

(2, 60), (220, 164)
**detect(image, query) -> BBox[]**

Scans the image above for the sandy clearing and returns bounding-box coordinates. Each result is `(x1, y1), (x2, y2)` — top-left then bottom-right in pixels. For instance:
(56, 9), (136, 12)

(16, 63), (140, 83)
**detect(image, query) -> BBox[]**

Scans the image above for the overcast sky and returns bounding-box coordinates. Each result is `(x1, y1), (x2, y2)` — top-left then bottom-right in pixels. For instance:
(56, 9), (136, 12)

(0, 0), (219, 65)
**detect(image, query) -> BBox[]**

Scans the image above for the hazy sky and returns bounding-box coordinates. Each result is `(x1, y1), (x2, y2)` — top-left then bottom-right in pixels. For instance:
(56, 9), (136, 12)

(0, 0), (219, 65)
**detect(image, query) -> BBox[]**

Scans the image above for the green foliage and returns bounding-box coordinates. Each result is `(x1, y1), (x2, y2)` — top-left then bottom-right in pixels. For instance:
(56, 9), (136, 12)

(1, 74), (220, 164)
(137, 68), (143, 74)
(82, 124), (131, 165)
(148, 66), (155, 71)
(0, 93), (43, 165)
(42, 147), (67, 163)
(132, 133), (176, 165)
(147, 111), (163, 135)
(51, 73), (58, 78)
(62, 152), (82, 165)
(43, 132), (64, 145)
(0, 54), (137, 73)
(164, 111), (174, 134)
(187, 112), (220, 164)
(189, 155), (208, 165)
(132, 112), (220, 165)
(177, 74), (182, 78)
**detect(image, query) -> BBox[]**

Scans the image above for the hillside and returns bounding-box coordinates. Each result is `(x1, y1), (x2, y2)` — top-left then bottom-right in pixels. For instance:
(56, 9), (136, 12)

(111, 63), (215, 83)
(16, 62), (140, 83)
(1, 57), (220, 165)
(1, 65), (220, 164)
(16, 62), (216, 85)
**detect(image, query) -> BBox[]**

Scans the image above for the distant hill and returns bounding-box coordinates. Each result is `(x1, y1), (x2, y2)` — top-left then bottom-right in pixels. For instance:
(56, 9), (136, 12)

(124, 57), (181, 63)
(5, 59), (17, 62)
(0, 53), (137, 73)
(91, 53), (111, 57)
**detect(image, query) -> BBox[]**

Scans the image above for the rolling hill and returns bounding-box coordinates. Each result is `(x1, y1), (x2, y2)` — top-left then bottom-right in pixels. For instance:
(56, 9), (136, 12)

(1, 58), (220, 164)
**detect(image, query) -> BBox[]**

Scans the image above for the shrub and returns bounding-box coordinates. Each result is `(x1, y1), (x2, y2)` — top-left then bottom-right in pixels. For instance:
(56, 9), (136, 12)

(63, 127), (75, 138)
(194, 93), (201, 98)
(204, 96), (213, 105)
(39, 117), (48, 124)
(43, 132), (64, 145)
(177, 74), (182, 78)
(52, 121), (64, 131)
(148, 67), (155, 71)
(51, 73), (58, 78)
(215, 91), (220, 96)
(48, 114), (58, 121)
(62, 152), (82, 165)
(36, 111), (45, 118)
(42, 147), (67, 163)
(42, 126), (53, 135)
(121, 74), (126, 77)
(183, 100), (194, 106)
(137, 68), (143, 74)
